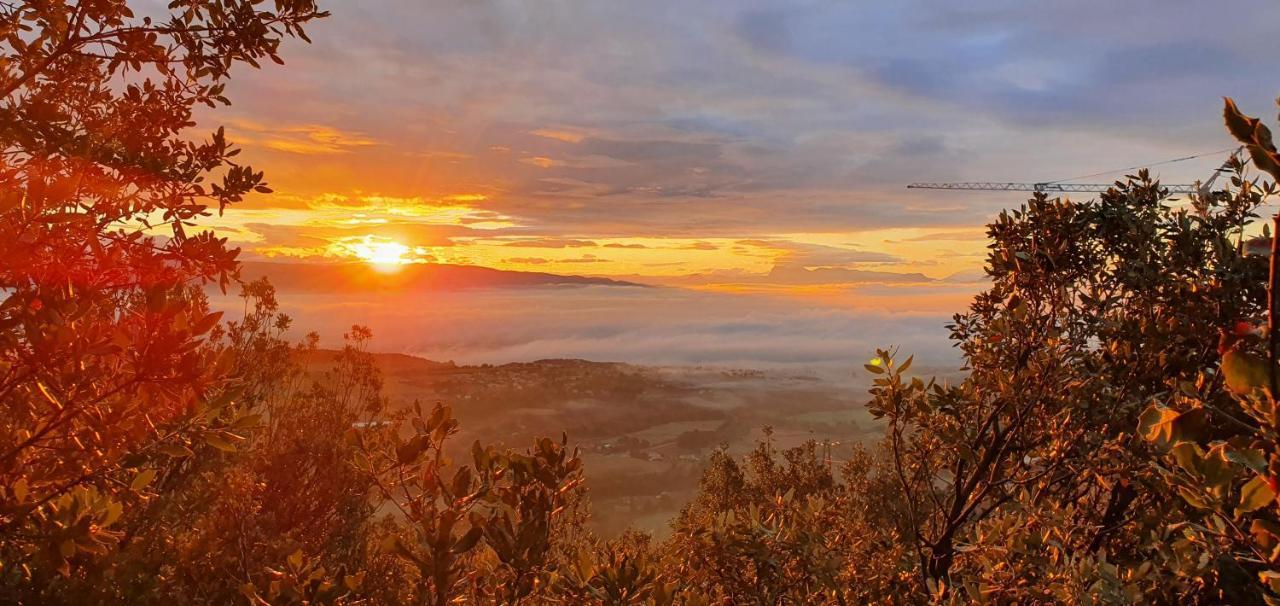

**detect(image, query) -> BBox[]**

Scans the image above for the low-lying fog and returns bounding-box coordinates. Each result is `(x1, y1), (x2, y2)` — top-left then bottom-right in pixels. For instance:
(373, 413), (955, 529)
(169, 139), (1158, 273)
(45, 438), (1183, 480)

(208, 285), (964, 372)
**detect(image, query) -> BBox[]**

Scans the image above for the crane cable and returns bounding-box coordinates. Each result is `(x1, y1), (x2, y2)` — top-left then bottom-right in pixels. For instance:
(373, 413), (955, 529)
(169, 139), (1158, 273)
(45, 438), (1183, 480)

(1042, 145), (1242, 186)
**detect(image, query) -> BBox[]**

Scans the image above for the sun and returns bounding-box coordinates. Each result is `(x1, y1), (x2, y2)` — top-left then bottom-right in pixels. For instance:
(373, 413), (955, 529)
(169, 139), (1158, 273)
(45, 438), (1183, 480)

(348, 238), (413, 271)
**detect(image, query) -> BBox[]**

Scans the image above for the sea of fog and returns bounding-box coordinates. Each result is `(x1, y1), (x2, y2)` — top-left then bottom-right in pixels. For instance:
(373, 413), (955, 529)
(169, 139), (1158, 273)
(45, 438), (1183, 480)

(207, 285), (963, 372)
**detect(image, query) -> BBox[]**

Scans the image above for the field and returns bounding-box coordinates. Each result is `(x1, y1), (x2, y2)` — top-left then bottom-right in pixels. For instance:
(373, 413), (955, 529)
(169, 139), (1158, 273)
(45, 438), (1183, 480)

(303, 352), (956, 537)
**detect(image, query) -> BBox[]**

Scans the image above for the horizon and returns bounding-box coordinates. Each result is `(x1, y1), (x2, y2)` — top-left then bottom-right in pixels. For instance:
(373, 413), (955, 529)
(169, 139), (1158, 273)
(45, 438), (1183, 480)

(11, 0), (1280, 600)
(194, 0), (1280, 366)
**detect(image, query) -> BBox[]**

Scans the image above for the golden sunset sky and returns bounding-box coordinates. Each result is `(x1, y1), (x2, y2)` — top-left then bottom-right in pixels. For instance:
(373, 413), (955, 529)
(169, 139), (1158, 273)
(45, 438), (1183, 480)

(199, 1), (1276, 317)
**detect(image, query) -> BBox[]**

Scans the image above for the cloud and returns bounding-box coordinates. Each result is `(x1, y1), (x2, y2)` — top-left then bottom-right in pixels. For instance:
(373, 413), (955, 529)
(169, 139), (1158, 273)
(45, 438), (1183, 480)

(521, 156), (562, 168)
(239, 221), (478, 255)
(227, 119), (379, 155)
(504, 257), (550, 265)
(897, 230), (989, 242)
(530, 128), (589, 143)
(561, 254), (609, 263)
(745, 240), (903, 267)
(200, 0), (1279, 281)
(500, 238), (598, 248)
(502, 254), (608, 265)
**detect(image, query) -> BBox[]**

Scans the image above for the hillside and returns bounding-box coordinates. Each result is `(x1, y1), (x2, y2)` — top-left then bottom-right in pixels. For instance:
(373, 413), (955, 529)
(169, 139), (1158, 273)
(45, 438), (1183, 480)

(300, 351), (904, 536)
(238, 261), (647, 293)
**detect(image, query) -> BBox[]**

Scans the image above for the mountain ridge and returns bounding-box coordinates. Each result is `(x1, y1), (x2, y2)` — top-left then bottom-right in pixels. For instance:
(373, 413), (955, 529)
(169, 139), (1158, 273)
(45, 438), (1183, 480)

(235, 260), (647, 293)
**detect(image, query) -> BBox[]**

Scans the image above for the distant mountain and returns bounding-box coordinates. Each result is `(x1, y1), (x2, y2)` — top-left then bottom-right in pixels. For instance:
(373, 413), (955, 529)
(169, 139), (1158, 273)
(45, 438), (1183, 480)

(235, 261), (646, 293)
(764, 265), (934, 285)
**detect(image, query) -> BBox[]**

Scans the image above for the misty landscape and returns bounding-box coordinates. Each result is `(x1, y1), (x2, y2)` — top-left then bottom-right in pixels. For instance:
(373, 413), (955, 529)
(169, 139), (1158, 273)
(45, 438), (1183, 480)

(10, 1), (1280, 604)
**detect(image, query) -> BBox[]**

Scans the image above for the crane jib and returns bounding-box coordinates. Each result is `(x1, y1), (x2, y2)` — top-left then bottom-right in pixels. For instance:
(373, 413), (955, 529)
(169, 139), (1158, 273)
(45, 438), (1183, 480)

(906, 182), (1198, 194)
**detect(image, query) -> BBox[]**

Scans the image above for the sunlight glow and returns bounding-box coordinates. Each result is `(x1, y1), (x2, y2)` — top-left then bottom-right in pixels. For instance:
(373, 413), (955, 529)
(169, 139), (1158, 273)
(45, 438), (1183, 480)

(346, 237), (414, 270)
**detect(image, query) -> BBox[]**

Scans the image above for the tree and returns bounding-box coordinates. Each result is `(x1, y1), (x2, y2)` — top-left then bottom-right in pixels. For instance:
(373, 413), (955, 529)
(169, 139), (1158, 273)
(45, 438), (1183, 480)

(865, 157), (1271, 601)
(1138, 98), (1280, 606)
(665, 103), (1277, 603)
(0, 0), (325, 593)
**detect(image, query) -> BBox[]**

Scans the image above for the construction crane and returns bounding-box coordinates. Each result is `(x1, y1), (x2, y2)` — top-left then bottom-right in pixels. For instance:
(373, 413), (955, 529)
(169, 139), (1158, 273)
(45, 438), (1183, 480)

(907, 147), (1240, 196)
(907, 182), (1196, 194)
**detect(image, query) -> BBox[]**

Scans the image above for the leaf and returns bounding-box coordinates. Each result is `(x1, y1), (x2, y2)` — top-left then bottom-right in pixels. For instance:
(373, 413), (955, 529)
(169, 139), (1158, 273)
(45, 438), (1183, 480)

(396, 438), (424, 465)
(157, 443), (194, 458)
(191, 311), (223, 335)
(451, 467), (472, 497)
(205, 433), (238, 453)
(1177, 486), (1212, 510)
(1170, 442), (1201, 474)
(1225, 98), (1260, 144)
(130, 469), (157, 491)
(1239, 475), (1277, 514)
(35, 381), (63, 410)
(1226, 448), (1268, 474)
(1251, 518), (1280, 541)
(1141, 405), (1209, 446)
(101, 501), (123, 527)
(231, 414), (262, 430)
(898, 355), (914, 374)
(1169, 407), (1208, 443)
(864, 364), (885, 375)
(1223, 350), (1271, 395)
(452, 527), (483, 554)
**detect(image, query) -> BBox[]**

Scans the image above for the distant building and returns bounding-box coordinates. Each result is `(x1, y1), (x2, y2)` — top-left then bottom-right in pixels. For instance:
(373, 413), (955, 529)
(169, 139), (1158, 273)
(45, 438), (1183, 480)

(351, 420), (393, 429)
(1247, 236), (1273, 257)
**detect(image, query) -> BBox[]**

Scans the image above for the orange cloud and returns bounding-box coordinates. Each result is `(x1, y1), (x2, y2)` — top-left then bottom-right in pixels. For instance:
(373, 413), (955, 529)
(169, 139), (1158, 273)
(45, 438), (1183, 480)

(227, 118), (379, 155)
(522, 156), (562, 168)
(529, 128), (589, 143)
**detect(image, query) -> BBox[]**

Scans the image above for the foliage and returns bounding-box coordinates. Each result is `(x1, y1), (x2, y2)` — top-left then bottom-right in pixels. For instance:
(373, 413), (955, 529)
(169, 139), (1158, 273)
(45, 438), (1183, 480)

(11, 0), (1280, 603)
(663, 99), (1280, 604)
(1135, 99), (1280, 606)
(0, 0), (324, 594)
(854, 129), (1279, 602)
(351, 398), (587, 605)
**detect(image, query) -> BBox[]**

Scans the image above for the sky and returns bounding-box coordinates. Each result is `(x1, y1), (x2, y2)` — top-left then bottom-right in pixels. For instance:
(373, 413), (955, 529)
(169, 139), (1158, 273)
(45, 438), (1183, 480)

(201, 0), (1280, 365)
